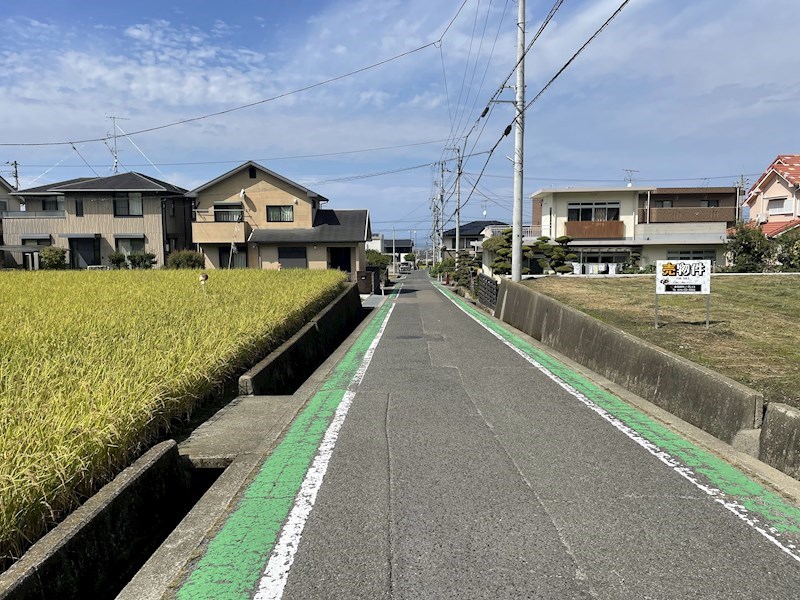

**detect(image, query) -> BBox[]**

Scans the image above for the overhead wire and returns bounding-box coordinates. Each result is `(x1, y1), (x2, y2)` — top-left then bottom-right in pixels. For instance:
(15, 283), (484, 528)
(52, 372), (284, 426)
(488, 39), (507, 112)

(452, 0), (632, 222)
(0, 2), (472, 148)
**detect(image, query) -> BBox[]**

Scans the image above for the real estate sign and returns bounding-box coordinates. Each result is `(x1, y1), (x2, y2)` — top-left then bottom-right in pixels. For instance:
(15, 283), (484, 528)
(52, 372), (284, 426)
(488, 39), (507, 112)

(654, 259), (712, 328)
(656, 260), (711, 295)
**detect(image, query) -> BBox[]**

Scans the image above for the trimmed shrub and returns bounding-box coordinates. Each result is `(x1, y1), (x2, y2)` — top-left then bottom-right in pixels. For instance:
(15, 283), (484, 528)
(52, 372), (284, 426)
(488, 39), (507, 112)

(39, 246), (67, 270)
(166, 250), (206, 270)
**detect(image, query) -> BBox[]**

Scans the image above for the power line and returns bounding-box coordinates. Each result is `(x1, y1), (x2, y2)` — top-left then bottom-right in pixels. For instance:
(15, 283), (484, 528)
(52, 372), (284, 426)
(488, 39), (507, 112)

(0, 4), (471, 149)
(19, 138), (454, 169)
(454, 0), (633, 221)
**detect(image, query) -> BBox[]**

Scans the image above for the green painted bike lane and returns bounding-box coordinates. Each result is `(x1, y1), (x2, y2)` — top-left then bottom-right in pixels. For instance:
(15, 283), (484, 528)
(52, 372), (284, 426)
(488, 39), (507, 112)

(177, 292), (397, 600)
(435, 283), (800, 555)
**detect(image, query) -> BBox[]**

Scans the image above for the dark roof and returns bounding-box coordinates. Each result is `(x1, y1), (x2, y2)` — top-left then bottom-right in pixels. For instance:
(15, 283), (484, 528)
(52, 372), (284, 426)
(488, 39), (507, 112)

(387, 239), (412, 247)
(15, 173), (186, 195)
(646, 187), (737, 195)
(248, 209), (370, 244)
(16, 177), (94, 194)
(443, 220), (508, 237)
(185, 160), (328, 202)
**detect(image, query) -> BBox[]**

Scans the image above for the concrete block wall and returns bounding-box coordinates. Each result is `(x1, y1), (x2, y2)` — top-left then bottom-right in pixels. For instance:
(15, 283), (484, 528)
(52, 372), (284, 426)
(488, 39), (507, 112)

(239, 283), (362, 395)
(495, 281), (762, 444)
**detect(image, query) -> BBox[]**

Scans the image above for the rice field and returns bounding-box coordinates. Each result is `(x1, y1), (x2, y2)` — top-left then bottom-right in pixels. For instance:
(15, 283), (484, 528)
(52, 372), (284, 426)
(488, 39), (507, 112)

(0, 268), (346, 562)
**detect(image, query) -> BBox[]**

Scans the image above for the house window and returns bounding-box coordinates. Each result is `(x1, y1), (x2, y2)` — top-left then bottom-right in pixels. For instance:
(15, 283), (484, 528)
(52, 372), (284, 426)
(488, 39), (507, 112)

(267, 205), (294, 222)
(666, 249), (717, 263)
(767, 197), (790, 215)
(278, 246), (307, 269)
(114, 192), (143, 216)
(654, 200), (673, 208)
(75, 198), (84, 217)
(42, 196), (59, 211)
(567, 202), (620, 221)
(700, 199), (719, 208)
(214, 202), (243, 222)
(0, 200), (6, 213)
(116, 237), (145, 255)
(21, 237), (50, 247)
(219, 244), (247, 268)
(248, 166), (257, 179)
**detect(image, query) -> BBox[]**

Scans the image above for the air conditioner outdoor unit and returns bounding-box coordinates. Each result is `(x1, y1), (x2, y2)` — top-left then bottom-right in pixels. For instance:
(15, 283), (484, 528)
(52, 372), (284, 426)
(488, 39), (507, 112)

(756, 213), (769, 224)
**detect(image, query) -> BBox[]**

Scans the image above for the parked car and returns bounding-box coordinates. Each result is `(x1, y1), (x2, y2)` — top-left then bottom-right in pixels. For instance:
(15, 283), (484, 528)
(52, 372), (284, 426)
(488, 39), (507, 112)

(398, 262), (412, 274)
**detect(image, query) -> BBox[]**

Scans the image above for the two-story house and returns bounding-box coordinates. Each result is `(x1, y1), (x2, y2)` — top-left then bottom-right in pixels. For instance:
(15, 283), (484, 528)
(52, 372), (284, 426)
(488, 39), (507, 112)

(533, 186), (739, 271)
(0, 175), (21, 267)
(443, 220), (508, 257)
(744, 155), (800, 237)
(2, 172), (191, 269)
(187, 161), (370, 275)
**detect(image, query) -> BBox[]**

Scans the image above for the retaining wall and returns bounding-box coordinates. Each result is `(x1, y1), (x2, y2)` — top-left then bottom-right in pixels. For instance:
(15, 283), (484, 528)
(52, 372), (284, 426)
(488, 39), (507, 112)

(759, 403), (800, 479)
(239, 283), (362, 395)
(495, 280), (763, 444)
(0, 441), (190, 600)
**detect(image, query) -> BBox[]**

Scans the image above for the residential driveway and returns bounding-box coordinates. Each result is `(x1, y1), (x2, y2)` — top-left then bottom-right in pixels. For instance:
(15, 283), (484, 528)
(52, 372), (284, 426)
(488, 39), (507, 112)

(178, 271), (800, 599)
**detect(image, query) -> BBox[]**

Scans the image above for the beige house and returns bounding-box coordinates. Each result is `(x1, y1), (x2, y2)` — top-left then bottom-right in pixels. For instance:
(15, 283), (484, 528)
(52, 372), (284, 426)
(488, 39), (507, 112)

(0, 176), (21, 267)
(533, 186), (739, 271)
(187, 161), (370, 275)
(744, 155), (800, 238)
(1, 173), (191, 269)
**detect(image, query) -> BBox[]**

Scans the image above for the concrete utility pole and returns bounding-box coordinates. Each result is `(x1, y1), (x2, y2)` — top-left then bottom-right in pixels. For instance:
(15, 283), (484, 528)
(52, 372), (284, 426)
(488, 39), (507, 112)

(439, 161), (445, 265)
(511, 0), (525, 282)
(455, 146), (462, 266)
(5, 161), (19, 190)
(392, 226), (397, 275)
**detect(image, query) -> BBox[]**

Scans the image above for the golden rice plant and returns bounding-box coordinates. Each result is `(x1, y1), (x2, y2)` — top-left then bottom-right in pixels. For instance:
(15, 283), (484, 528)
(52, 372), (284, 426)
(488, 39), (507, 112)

(0, 268), (346, 563)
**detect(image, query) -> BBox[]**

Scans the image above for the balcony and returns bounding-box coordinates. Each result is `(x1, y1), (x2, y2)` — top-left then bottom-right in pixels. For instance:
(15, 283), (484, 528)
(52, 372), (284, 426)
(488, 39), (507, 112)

(564, 220), (625, 239)
(1, 210), (65, 219)
(484, 225), (542, 240)
(191, 221), (251, 244)
(637, 206), (737, 223)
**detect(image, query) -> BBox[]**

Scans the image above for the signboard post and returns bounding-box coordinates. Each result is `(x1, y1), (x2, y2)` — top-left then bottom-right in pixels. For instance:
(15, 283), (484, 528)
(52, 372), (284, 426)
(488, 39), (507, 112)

(655, 260), (711, 329)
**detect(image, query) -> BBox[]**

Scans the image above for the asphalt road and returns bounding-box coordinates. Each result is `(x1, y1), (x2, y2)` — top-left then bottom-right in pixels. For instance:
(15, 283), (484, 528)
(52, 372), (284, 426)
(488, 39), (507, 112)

(275, 272), (800, 599)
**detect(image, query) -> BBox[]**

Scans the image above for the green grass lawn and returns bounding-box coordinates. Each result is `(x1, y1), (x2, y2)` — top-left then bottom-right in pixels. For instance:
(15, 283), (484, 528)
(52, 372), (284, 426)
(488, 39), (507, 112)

(524, 274), (800, 409)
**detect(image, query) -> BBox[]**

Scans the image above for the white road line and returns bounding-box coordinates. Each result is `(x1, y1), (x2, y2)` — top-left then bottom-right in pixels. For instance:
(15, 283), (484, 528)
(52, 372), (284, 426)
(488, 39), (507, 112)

(254, 300), (397, 600)
(435, 284), (800, 563)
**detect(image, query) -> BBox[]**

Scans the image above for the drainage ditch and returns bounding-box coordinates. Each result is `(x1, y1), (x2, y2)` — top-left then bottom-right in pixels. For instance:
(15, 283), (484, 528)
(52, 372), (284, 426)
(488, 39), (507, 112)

(0, 286), (370, 600)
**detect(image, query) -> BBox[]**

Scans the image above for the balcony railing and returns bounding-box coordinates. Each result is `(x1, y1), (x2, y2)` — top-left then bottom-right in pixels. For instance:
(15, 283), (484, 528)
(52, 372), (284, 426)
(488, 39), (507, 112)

(636, 206), (737, 223)
(1, 210), (66, 218)
(564, 220), (625, 239)
(484, 225), (542, 239)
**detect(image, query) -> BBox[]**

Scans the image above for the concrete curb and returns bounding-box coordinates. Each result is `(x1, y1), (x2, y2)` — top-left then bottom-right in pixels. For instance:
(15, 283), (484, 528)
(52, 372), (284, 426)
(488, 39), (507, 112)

(0, 441), (188, 600)
(239, 283), (361, 396)
(485, 316), (800, 507)
(496, 280), (762, 444)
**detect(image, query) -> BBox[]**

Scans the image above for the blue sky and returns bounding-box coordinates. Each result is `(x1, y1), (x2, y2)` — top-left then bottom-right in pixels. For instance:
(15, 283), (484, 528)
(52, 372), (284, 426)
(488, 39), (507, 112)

(2, 1), (799, 240)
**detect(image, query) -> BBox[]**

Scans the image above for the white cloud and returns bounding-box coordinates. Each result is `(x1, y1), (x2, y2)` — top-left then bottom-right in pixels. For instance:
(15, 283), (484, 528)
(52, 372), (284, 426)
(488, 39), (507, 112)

(2, 0), (800, 231)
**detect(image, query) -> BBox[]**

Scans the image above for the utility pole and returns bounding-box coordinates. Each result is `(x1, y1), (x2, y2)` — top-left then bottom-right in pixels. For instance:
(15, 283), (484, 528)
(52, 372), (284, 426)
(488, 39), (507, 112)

(511, 0), (526, 282)
(735, 174), (749, 222)
(439, 161), (445, 266)
(392, 226), (397, 275)
(5, 161), (19, 190)
(455, 146), (462, 266)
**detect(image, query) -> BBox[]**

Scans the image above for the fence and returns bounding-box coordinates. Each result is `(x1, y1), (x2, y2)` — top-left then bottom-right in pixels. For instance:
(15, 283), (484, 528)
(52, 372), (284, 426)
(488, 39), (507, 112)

(477, 273), (499, 310)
